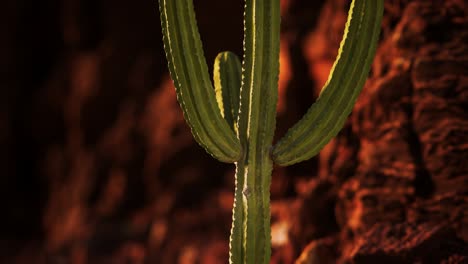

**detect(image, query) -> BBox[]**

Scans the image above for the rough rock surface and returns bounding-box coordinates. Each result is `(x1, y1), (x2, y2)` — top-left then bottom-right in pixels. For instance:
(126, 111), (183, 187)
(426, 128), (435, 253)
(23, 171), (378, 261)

(289, 0), (468, 263)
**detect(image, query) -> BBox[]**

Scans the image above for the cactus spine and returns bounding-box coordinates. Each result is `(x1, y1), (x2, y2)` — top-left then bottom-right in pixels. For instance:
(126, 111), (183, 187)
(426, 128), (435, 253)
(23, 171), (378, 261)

(158, 0), (383, 263)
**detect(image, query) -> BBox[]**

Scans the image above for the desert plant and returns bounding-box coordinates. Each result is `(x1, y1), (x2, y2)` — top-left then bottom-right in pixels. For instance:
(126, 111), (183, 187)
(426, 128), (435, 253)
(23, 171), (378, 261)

(158, 0), (383, 263)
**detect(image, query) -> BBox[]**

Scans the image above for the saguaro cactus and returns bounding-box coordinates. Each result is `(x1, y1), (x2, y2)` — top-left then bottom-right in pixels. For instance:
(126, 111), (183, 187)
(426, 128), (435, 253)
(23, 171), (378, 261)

(158, 0), (383, 263)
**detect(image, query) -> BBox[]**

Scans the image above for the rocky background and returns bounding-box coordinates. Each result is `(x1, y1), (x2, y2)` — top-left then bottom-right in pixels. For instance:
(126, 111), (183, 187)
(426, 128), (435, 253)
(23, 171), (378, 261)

(1, 0), (467, 263)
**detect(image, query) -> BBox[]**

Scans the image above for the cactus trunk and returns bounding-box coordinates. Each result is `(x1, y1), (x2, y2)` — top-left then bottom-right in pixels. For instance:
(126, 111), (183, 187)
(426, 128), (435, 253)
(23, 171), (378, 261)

(227, 0), (280, 263)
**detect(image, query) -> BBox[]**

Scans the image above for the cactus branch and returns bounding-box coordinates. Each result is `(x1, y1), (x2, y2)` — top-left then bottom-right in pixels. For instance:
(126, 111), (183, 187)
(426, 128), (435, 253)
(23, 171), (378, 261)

(159, 0), (242, 163)
(213, 51), (242, 131)
(272, 0), (384, 166)
(212, 51), (246, 263)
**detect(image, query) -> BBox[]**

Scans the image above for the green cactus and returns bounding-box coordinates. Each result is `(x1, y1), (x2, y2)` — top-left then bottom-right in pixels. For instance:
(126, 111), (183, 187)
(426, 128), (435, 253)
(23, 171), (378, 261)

(158, 0), (383, 263)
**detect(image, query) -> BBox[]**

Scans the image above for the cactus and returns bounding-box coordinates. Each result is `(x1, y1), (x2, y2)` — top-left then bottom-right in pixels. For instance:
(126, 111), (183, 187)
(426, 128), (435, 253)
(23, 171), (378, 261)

(158, 0), (383, 263)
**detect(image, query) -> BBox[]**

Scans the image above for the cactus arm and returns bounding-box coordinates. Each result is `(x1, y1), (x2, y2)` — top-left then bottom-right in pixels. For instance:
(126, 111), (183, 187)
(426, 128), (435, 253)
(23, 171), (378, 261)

(212, 51), (244, 263)
(229, 0), (280, 263)
(213, 51), (242, 131)
(212, 51), (245, 263)
(159, 0), (242, 163)
(272, 0), (383, 166)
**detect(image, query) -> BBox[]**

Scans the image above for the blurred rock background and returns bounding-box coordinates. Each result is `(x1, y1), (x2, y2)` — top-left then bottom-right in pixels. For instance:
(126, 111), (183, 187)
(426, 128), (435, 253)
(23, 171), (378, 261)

(1, 0), (466, 263)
